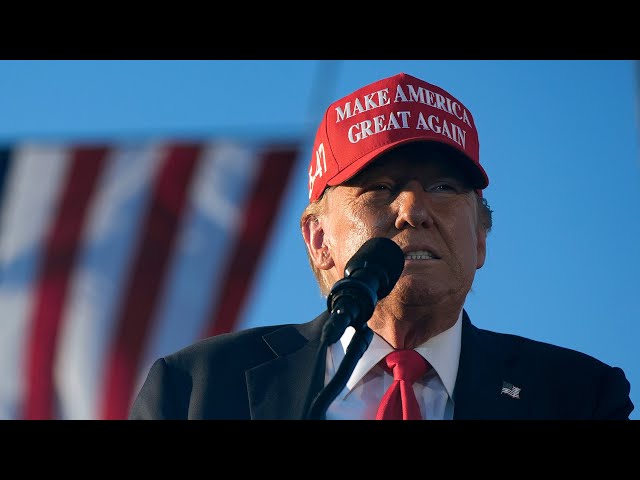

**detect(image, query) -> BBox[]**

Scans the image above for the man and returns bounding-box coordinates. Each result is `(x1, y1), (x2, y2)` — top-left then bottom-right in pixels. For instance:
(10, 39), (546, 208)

(128, 72), (634, 420)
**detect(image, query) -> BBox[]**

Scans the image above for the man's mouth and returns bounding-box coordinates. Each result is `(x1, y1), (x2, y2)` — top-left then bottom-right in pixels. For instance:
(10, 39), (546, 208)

(405, 250), (439, 260)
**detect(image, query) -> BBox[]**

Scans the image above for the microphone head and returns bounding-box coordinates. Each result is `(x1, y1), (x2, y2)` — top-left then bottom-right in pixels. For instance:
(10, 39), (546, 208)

(344, 237), (405, 299)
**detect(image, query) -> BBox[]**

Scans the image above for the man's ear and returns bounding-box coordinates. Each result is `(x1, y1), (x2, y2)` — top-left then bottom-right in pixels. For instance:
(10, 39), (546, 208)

(302, 215), (334, 270)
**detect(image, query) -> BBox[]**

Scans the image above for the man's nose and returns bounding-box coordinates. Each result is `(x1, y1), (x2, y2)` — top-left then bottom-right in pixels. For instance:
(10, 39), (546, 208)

(393, 181), (434, 230)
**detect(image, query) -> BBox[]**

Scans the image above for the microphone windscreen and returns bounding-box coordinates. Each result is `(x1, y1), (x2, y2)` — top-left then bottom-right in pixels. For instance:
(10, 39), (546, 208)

(344, 237), (405, 299)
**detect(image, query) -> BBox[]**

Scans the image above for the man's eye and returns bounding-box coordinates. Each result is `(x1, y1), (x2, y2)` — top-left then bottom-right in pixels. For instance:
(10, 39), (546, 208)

(429, 183), (456, 193)
(367, 184), (391, 192)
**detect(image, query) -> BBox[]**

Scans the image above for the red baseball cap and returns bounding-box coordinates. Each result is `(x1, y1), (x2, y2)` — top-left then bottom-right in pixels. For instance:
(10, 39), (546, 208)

(307, 72), (489, 203)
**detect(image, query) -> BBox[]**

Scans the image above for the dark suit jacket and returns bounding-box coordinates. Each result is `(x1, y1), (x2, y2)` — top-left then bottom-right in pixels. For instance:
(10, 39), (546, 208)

(128, 310), (634, 419)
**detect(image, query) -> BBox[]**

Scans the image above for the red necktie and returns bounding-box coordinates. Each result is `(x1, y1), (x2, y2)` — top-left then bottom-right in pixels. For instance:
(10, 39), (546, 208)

(376, 349), (430, 420)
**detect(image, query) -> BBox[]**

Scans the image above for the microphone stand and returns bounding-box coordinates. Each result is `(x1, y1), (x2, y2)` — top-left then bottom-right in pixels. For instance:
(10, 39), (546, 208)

(304, 322), (374, 420)
(302, 237), (404, 420)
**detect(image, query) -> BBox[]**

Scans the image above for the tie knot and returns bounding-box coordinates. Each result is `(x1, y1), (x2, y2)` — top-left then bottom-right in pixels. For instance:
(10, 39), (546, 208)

(382, 350), (429, 383)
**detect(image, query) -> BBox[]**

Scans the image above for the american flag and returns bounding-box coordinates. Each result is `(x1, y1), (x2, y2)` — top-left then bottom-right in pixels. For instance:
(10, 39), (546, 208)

(0, 139), (300, 420)
(501, 381), (521, 399)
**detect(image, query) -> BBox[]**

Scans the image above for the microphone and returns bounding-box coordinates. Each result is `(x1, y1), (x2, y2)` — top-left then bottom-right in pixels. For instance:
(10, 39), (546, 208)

(320, 237), (405, 345)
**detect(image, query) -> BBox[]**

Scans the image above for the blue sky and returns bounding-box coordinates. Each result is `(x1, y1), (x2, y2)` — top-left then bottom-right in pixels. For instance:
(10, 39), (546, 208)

(1, 59), (638, 418)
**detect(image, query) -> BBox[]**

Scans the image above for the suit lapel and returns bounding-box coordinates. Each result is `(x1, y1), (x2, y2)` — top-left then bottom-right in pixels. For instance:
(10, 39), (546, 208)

(246, 313), (327, 419)
(453, 311), (524, 419)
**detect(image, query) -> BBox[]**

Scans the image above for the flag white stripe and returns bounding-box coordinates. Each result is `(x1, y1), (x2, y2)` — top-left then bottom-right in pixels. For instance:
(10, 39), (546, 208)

(0, 139), (299, 419)
(136, 141), (261, 394)
(55, 143), (163, 419)
(0, 144), (70, 419)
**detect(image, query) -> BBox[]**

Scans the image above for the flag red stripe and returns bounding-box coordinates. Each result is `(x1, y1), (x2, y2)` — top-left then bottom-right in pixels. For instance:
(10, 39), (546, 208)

(203, 145), (299, 338)
(23, 146), (110, 420)
(100, 142), (202, 420)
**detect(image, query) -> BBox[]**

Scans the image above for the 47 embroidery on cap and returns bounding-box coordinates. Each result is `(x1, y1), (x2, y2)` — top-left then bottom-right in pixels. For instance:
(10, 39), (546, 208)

(308, 143), (327, 199)
(501, 381), (521, 399)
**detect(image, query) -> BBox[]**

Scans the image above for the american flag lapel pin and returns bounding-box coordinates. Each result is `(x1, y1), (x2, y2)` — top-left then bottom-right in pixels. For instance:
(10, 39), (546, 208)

(501, 381), (521, 399)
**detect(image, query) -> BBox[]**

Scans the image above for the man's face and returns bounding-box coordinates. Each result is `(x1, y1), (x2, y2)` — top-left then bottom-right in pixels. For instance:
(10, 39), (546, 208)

(316, 144), (487, 308)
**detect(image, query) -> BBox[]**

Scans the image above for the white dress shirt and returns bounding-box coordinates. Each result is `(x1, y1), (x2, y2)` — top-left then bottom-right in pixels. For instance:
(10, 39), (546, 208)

(324, 309), (462, 420)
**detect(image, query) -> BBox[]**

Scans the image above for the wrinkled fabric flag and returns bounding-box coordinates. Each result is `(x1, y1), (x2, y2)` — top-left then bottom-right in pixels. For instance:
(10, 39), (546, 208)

(0, 139), (300, 420)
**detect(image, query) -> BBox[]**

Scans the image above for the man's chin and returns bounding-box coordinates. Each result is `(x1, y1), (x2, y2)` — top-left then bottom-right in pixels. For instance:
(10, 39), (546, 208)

(393, 274), (442, 294)
(388, 277), (464, 307)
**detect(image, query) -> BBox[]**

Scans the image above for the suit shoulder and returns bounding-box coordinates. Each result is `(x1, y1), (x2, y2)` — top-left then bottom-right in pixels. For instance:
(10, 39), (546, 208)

(166, 323), (290, 361)
(475, 324), (615, 369)
(155, 313), (325, 374)
(460, 316), (633, 419)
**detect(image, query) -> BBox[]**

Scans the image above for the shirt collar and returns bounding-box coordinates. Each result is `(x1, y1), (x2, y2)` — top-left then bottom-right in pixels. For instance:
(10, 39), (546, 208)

(330, 309), (463, 399)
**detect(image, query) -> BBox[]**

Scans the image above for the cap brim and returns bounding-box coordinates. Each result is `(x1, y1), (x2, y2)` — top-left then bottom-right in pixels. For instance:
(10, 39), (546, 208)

(326, 137), (489, 190)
